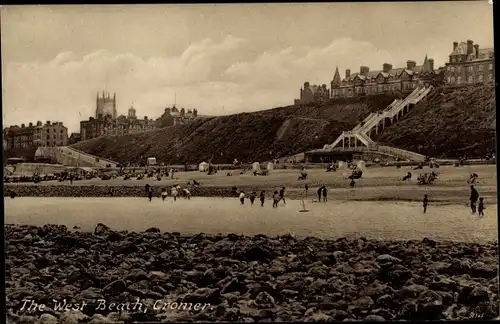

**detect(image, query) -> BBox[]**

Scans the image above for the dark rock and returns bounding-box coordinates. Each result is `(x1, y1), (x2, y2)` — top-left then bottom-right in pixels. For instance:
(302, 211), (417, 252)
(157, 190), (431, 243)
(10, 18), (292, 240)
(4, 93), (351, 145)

(364, 314), (386, 321)
(94, 223), (111, 235)
(103, 280), (127, 295)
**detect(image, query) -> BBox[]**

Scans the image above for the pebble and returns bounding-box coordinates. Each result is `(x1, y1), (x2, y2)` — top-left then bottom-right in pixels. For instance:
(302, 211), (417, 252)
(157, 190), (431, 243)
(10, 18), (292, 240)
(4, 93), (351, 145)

(4, 224), (499, 322)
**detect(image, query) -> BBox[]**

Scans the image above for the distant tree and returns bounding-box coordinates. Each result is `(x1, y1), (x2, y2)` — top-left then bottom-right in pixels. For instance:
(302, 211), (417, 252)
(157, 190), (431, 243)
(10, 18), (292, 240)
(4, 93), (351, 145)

(180, 108), (186, 118)
(193, 109), (198, 117)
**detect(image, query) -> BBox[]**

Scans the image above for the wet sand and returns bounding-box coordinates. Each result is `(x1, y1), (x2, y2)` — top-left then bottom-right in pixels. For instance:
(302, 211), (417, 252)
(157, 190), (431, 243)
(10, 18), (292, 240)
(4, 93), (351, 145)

(4, 197), (497, 243)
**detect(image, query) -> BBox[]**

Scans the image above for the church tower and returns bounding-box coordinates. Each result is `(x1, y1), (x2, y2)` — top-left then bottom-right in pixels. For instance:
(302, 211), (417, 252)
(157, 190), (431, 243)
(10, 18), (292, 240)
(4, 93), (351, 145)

(95, 91), (117, 119)
(127, 105), (137, 119)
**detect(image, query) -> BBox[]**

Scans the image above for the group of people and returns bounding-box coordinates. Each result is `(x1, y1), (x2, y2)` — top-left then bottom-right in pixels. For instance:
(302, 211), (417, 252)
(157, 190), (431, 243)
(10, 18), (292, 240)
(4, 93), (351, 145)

(422, 183), (486, 217)
(145, 183), (191, 202)
(469, 185), (486, 216)
(238, 187), (287, 208)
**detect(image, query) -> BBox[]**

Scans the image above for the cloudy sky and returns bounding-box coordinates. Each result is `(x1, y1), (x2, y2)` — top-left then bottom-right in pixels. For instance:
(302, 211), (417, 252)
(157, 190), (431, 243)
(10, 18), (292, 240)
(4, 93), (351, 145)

(1, 3), (494, 133)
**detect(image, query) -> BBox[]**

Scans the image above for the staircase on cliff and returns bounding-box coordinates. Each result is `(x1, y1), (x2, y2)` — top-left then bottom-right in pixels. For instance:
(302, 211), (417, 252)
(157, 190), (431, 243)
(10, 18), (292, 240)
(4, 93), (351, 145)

(321, 85), (434, 162)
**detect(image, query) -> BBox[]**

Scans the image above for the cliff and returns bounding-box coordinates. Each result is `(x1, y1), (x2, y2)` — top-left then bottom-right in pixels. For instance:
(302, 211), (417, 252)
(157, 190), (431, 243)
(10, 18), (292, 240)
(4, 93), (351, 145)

(375, 83), (496, 158)
(70, 94), (399, 164)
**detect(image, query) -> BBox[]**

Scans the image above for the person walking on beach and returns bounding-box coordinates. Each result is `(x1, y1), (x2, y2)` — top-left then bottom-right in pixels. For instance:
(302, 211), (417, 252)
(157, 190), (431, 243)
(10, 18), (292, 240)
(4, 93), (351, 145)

(148, 187), (154, 202)
(322, 186), (328, 202)
(250, 191), (256, 205)
(260, 190), (266, 207)
(478, 197), (485, 217)
(317, 186), (322, 202)
(305, 184), (309, 197)
(272, 190), (280, 208)
(279, 187), (286, 204)
(469, 185), (479, 213)
(423, 194), (429, 214)
(171, 185), (178, 201)
(161, 188), (168, 201)
(183, 187), (191, 200)
(239, 191), (246, 205)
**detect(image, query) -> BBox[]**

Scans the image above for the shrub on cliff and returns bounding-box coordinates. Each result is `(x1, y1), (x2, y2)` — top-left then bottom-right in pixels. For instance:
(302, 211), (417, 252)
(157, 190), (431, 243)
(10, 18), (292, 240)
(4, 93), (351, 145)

(376, 83), (496, 158)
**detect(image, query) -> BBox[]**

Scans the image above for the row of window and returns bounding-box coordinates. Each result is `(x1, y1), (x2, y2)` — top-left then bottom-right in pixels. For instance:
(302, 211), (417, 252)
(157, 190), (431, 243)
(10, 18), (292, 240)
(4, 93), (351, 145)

(332, 82), (418, 96)
(447, 74), (493, 84)
(447, 63), (493, 72)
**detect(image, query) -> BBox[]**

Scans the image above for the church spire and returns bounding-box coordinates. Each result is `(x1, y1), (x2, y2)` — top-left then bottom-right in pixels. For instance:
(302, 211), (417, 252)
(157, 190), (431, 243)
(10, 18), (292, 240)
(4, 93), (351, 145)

(332, 66), (342, 85)
(423, 54), (430, 73)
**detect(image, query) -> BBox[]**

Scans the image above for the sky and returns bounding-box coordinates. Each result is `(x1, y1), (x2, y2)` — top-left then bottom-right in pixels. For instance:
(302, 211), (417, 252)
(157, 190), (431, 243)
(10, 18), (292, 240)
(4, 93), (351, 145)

(1, 2), (494, 133)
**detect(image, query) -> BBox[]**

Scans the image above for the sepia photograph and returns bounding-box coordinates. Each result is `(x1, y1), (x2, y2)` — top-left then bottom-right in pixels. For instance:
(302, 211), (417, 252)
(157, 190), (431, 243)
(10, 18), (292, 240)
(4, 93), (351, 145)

(2, 2), (498, 322)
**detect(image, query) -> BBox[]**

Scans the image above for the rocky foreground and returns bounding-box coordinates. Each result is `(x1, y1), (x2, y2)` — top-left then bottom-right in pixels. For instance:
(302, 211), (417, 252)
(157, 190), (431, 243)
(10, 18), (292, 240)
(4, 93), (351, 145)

(5, 224), (499, 323)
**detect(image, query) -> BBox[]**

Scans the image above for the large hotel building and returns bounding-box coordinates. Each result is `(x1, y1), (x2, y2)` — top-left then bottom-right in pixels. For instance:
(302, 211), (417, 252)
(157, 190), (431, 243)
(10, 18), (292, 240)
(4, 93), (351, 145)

(295, 39), (494, 104)
(444, 40), (494, 85)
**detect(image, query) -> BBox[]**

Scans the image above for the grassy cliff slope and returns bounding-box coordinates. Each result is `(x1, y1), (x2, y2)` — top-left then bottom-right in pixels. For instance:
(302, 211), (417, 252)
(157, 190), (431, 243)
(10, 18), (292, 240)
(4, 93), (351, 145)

(71, 94), (399, 164)
(376, 83), (496, 158)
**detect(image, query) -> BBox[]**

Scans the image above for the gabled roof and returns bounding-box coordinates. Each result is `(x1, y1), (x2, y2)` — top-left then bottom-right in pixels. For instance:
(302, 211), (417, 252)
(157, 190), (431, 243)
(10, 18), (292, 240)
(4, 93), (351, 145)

(478, 48), (494, 59)
(451, 42), (468, 55)
(332, 66), (342, 84)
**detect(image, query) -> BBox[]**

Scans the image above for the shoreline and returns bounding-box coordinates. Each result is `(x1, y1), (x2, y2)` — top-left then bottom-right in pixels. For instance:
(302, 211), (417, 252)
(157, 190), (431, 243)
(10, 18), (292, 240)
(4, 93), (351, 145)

(5, 224), (499, 322)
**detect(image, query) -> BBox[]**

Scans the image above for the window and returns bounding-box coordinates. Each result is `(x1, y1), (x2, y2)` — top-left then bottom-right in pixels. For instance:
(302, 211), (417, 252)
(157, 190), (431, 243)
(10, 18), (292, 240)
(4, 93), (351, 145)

(478, 75), (483, 82)
(468, 66), (473, 72)
(478, 64), (483, 71)
(457, 76), (462, 84)
(451, 67), (455, 72)
(489, 63), (493, 70)
(468, 76), (473, 83)
(488, 74), (493, 81)
(451, 77), (456, 83)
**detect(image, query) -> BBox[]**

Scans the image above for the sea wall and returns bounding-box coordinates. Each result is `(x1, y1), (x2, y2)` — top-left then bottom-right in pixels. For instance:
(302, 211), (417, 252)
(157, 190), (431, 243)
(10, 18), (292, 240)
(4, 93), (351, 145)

(3, 184), (272, 199)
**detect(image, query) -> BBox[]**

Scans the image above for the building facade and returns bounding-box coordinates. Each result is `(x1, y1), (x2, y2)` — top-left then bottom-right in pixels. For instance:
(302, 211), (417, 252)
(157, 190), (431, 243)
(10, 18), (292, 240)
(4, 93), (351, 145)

(294, 82), (330, 105)
(3, 120), (68, 149)
(80, 105), (156, 141)
(444, 40), (494, 85)
(330, 55), (444, 99)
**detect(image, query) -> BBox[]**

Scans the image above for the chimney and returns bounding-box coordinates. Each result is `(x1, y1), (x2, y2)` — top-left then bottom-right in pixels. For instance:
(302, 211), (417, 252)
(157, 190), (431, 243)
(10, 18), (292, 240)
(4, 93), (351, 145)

(360, 66), (369, 75)
(37, 121), (42, 126)
(304, 82), (310, 89)
(474, 44), (479, 58)
(428, 59), (434, 71)
(46, 121), (51, 125)
(29, 122), (33, 127)
(383, 63), (393, 73)
(453, 42), (458, 51)
(21, 123), (25, 128)
(345, 69), (351, 78)
(467, 40), (474, 55)
(144, 116), (148, 120)
(406, 60), (416, 70)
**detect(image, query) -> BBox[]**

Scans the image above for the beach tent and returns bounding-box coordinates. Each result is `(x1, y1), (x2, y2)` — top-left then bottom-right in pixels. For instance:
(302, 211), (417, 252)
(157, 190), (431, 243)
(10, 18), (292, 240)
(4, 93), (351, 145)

(252, 162), (261, 171)
(267, 162), (274, 171)
(199, 162), (209, 172)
